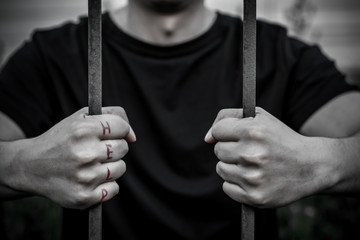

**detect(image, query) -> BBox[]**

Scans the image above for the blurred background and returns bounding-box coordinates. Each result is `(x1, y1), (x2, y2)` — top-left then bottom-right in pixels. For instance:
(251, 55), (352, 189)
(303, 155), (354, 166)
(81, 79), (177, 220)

(0, 0), (359, 239)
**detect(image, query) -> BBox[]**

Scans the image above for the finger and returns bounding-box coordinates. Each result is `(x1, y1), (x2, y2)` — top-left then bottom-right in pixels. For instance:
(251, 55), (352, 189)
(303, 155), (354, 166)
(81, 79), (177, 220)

(217, 161), (263, 188)
(222, 181), (247, 204)
(99, 160), (126, 183)
(223, 181), (267, 207)
(85, 114), (136, 141)
(211, 117), (251, 142)
(204, 108), (268, 143)
(102, 107), (137, 141)
(214, 141), (263, 166)
(74, 160), (126, 187)
(214, 108), (245, 124)
(93, 181), (120, 203)
(216, 161), (244, 186)
(214, 141), (241, 164)
(99, 139), (129, 163)
(205, 109), (244, 143)
(81, 161), (126, 186)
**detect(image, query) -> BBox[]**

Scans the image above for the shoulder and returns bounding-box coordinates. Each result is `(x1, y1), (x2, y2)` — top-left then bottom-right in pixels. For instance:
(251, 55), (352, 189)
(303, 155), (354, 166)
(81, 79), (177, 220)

(29, 16), (88, 52)
(216, 12), (299, 51)
(8, 15), (91, 74)
(217, 12), (288, 36)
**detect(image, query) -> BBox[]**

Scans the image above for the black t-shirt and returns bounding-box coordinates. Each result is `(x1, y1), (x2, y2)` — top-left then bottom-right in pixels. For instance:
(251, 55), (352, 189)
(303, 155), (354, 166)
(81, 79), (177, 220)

(0, 12), (357, 240)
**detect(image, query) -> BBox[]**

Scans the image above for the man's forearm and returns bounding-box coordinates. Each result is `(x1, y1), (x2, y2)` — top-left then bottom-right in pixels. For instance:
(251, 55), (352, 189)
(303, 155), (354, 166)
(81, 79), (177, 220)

(322, 132), (360, 195)
(0, 140), (30, 200)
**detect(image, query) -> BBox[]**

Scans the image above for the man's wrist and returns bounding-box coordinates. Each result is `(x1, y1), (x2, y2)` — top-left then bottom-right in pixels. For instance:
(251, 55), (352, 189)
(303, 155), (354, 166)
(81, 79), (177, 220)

(309, 136), (358, 195)
(0, 140), (32, 199)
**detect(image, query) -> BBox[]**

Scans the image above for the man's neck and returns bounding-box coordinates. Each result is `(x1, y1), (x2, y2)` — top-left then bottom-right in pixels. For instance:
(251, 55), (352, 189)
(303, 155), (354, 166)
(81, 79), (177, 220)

(109, 1), (216, 45)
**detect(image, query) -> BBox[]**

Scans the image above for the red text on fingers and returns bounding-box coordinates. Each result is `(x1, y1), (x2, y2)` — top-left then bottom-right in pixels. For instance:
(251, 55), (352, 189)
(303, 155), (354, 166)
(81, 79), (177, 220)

(106, 167), (111, 180)
(101, 189), (108, 201)
(106, 144), (113, 160)
(101, 121), (111, 135)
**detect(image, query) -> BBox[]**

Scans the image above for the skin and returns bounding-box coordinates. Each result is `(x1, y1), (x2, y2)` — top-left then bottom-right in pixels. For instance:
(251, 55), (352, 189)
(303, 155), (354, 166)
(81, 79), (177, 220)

(110, 0), (216, 45)
(1, 0), (360, 210)
(0, 107), (136, 209)
(205, 92), (360, 208)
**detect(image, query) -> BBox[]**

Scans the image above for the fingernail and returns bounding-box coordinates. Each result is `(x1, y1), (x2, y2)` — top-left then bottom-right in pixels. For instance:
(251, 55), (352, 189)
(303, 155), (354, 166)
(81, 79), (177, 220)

(204, 128), (212, 142)
(129, 127), (137, 142)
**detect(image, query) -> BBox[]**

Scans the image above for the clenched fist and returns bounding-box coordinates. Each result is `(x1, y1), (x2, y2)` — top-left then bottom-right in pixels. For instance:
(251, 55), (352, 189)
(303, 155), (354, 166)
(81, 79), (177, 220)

(205, 107), (335, 208)
(7, 107), (135, 209)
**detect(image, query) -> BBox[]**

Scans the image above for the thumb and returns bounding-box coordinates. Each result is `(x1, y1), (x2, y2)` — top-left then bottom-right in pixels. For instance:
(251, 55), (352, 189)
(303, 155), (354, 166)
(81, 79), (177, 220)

(204, 108), (244, 143)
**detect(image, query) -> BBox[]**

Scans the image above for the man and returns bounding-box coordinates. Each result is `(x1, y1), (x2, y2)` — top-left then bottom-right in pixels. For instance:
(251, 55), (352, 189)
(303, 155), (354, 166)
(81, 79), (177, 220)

(0, 0), (360, 239)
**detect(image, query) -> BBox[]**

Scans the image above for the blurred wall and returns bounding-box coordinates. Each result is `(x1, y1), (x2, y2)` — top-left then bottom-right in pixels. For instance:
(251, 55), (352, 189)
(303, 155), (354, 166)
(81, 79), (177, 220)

(210, 0), (360, 86)
(0, 0), (359, 85)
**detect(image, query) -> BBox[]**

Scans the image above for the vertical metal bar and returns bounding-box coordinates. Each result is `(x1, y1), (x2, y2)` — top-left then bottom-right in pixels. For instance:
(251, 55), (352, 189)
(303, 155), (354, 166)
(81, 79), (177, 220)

(88, 0), (102, 116)
(242, 0), (256, 239)
(88, 0), (102, 240)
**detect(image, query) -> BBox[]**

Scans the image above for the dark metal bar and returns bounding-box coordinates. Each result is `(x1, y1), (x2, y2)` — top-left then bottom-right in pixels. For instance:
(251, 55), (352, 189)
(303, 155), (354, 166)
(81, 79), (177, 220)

(88, 0), (102, 239)
(242, 0), (256, 239)
(88, 0), (102, 116)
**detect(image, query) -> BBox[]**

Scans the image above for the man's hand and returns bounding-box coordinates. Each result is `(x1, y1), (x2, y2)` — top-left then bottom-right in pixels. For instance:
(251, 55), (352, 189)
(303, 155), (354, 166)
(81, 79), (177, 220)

(205, 107), (337, 208)
(5, 107), (135, 209)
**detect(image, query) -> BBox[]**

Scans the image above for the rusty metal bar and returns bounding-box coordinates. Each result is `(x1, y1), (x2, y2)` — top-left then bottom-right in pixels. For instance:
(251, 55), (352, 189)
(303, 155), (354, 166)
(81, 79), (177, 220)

(242, 0), (256, 239)
(88, 0), (102, 239)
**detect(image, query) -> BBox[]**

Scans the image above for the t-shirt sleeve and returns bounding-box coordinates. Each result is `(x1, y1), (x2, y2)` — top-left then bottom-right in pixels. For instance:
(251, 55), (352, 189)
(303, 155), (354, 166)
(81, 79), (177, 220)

(0, 37), (55, 138)
(283, 38), (359, 131)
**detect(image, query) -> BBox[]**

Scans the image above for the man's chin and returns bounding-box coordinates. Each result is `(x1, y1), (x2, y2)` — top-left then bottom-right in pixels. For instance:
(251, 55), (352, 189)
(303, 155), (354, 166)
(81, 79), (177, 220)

(140, 0), (193, 14)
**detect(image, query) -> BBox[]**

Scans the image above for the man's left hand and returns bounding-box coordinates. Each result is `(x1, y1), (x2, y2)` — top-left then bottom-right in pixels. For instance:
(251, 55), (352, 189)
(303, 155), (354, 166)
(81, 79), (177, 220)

(205, 107), (334, 208)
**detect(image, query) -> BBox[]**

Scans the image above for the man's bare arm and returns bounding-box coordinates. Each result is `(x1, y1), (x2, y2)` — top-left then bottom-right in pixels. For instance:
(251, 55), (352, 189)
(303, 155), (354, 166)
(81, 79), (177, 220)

(205, 91), (360, 208)
(0, 112), (26, 141)
(300, 91), (360, 194)
(0, 112), (28, 199)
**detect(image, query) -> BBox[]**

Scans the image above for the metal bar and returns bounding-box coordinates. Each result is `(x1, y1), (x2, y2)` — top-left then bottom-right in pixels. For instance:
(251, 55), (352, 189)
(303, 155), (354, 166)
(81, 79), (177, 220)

(88, 0), (102, 240)
(242, 0), (256, 239)
(88, 0), (102, 116)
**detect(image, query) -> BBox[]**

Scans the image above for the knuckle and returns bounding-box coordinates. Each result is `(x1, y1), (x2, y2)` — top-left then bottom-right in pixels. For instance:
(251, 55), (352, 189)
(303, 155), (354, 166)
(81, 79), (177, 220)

(244, 171), (263, 186)
(241, 151), (268, 165)
(70, 148), (97, 164)
(72, 189), (92, 209)
(71, 121), (93, 140)
(75, 171), (96, 185)
(246, 124), (266, 141)
(248, 191), (267, 208)
(233, 150), (244, 162)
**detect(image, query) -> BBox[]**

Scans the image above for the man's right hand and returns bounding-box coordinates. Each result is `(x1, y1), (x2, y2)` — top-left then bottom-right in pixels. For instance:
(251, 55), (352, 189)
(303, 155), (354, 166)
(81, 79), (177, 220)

(1, 106), (135, 209)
